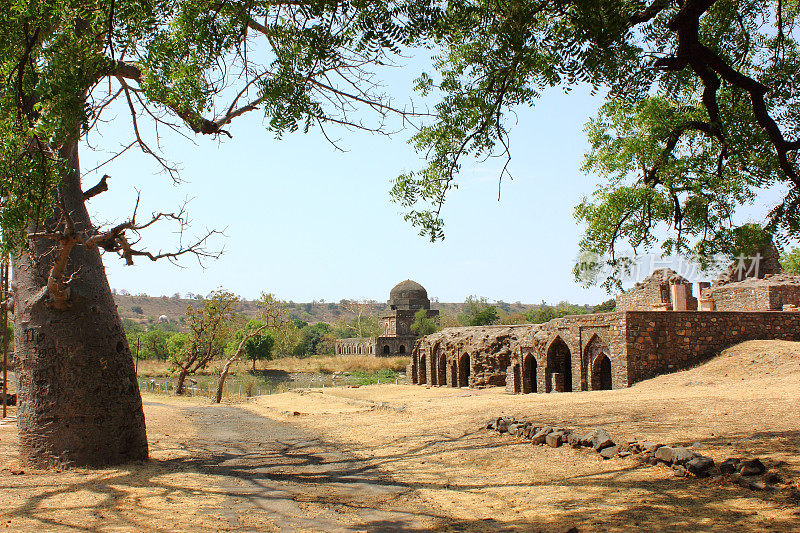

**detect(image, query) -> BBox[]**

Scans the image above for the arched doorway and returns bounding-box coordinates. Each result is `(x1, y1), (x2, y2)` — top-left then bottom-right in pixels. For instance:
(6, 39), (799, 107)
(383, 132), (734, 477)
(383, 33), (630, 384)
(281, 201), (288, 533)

(419, 353), (427, 384)
(399, 345), (406, 354)
(430, 350), (438, 385)
(438, 352), (447, 385)
(450, 363), (457, 387)
(513, 364), (522, 393)
(383, 345), (390, 355)
(546, 337), (572, 392)
(523, 354), (537, 393)
(458, 354), (470, 387)
(591, 354), (613, 390)
(585, 335), (612, 390)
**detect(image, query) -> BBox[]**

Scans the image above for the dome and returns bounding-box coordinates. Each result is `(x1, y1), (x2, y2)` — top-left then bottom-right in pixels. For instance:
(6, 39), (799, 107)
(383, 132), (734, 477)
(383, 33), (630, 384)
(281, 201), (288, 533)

(388, 279), (430, 310)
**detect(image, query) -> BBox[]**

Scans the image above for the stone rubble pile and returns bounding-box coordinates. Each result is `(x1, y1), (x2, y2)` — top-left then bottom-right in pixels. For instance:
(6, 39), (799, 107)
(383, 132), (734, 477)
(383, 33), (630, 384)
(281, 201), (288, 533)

(486, 417), (796, 495)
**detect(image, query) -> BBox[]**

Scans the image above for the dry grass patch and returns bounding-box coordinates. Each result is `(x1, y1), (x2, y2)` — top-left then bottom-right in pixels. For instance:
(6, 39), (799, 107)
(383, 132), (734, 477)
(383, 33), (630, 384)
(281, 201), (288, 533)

(263, 354), (409, 374)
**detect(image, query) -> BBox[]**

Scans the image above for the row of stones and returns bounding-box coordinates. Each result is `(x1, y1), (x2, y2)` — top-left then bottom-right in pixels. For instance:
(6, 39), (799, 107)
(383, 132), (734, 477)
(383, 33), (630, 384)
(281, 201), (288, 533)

(487, 417), (793, 492)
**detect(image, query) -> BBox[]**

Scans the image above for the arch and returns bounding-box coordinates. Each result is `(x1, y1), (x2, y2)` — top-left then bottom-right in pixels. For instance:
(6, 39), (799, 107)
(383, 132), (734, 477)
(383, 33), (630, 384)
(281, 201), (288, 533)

(399, 344), (406, 354)
(383, 345), (390, 355)
(437, 352), (447, 386)
(450, 363), (457, 387)
(584, 335), (612, 391)
(357, 345), (362, 355)
(523, 353), (537, 393)
(545, 337), (572, 392)
(513, 364), (522, 393)
(458, 354), (470, 387)
(591, 354), (613, 390)
(419, 353), (427, 384)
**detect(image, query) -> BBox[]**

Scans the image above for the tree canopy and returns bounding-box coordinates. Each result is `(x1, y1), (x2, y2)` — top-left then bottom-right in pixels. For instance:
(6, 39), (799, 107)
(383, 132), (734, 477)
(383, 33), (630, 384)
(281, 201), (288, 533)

(390, 0), (800, 288)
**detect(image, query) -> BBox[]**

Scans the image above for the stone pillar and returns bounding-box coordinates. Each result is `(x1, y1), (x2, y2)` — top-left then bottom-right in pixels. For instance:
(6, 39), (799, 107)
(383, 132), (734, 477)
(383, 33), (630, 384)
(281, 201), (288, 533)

(671, 283), (688, 311)
(551, 372), (565, 392)
(699, 297), (715, 311)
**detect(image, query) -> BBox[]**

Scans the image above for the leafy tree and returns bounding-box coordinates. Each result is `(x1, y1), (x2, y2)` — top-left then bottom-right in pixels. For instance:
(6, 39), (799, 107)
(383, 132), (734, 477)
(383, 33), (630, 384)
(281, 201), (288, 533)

(223, 317), (279, 373)
(141, 329), (171, 361)
(293, 322), (335, 357)
(526, 302), (590, 324)
(457, 296), (499, 326)
(215, 294), (289, 402)
(1, 0), (446, 466)
(131, 306), (144, 315)
(592, 299), (617, 314)
(781, 247), (800, 275)
(170, 290), (238, 395)
(500, 312), (528, 325)
(411, 308), (440, 336)
(391, 0), (800, 289)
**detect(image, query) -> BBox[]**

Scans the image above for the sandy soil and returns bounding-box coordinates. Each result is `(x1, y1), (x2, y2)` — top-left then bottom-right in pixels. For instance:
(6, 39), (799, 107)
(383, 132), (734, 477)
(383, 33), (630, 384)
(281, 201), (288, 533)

(1, 340), (799, 532)
(243, 340), (800, 532)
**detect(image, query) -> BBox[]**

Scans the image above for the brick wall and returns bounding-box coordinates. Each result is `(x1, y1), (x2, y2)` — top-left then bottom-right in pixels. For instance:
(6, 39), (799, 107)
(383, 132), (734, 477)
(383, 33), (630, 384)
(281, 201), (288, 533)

(624, 311), (800, 383)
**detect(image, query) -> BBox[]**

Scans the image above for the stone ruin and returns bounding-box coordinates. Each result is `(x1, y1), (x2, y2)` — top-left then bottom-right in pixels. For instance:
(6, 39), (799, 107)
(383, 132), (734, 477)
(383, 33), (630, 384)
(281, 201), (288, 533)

(335, 280), (439, 357)
(409, 267), (800, 393)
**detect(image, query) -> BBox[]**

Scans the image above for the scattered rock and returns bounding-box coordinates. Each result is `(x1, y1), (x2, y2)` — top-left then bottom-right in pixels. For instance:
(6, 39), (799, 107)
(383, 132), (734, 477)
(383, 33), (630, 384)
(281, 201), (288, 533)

(599, 445), (619, 459)
(642, 442), (663, 454)
(686, 456), (715, 477)
(764, 471), (782, 484)
(655, 446), (675, 464)
(578, 429), (598, 447)
(592, 429), (615, 451)
(546, 432), (565, 448)
(530, 427), (553, 445)
(671, 447), (699, 465)
(486, 419), (496, 430)
(720, 458), (740, 475)
(739, 458), (766, 476)
(672, 464), (687, 477)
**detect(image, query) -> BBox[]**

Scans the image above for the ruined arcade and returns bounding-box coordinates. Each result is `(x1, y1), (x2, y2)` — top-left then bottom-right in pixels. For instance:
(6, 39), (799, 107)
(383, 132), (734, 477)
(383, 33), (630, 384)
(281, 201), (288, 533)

(409, 267), (800, 393)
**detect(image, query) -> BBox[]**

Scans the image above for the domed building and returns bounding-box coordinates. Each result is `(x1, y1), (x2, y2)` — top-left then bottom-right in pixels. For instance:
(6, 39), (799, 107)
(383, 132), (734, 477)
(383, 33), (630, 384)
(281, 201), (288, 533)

(335, 280), (439, 357)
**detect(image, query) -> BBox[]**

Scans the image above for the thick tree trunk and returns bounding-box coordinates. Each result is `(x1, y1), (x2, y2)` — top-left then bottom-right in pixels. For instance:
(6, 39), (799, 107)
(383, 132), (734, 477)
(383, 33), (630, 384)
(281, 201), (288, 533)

(13, 141), (148, 468)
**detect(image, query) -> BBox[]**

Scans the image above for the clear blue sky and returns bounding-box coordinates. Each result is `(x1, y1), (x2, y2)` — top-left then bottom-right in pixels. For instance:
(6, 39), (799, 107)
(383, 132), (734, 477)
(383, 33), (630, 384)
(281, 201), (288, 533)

(80, 65), (781, 305)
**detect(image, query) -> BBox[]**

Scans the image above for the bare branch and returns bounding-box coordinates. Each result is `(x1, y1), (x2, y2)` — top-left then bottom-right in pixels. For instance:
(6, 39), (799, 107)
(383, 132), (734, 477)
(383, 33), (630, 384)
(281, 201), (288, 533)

(83, 174), (110, 201)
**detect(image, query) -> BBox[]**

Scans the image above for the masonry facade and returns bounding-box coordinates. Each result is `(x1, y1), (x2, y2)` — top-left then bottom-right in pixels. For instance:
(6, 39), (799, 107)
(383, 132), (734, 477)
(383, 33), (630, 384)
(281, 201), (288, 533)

(334, 280), (439, 357)
(409, 268), (800, 392)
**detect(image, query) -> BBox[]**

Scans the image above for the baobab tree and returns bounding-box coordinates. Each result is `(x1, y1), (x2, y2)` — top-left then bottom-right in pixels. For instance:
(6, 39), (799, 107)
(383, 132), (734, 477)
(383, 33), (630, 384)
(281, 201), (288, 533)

(2, 0), (440, 467)
(4, 0), (800, 467)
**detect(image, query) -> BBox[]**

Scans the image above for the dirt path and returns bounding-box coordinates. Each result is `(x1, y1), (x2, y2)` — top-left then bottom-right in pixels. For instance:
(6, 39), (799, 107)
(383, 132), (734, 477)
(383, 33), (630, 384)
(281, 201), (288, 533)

(160, 400), (437, 532)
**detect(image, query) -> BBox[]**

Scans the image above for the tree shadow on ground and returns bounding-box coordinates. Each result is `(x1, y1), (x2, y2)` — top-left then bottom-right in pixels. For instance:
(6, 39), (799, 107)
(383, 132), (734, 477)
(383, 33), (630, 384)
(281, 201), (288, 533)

(4, 406), (800, 532)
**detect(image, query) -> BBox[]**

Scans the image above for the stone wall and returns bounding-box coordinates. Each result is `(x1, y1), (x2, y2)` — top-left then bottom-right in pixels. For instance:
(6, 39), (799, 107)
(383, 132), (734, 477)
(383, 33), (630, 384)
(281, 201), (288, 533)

(410, 309), (800, 393)
(624, 311), (800, 383)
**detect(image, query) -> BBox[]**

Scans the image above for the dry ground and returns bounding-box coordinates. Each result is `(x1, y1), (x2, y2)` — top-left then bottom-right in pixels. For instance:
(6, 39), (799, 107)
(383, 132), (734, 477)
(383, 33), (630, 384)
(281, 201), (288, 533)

(1, 340), (800, 531)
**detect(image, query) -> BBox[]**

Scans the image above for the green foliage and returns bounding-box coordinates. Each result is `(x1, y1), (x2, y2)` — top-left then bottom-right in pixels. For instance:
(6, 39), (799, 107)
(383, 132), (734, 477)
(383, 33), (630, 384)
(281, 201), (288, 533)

(131, 306), (144, 315)
(335, 315), (382, 339)
(352, 368), (399, 385)
(781, 248), (800, 275)
(388, 0), (800, 290)
(411, 308), (440, 336)
(591, 299), (617, 314)
(526, 302), (589, 324)
(231, 320), (276, 371)
(457, 295), (499, 326)
(169, 289), (238, 373)
(292, 322), (335, 357)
